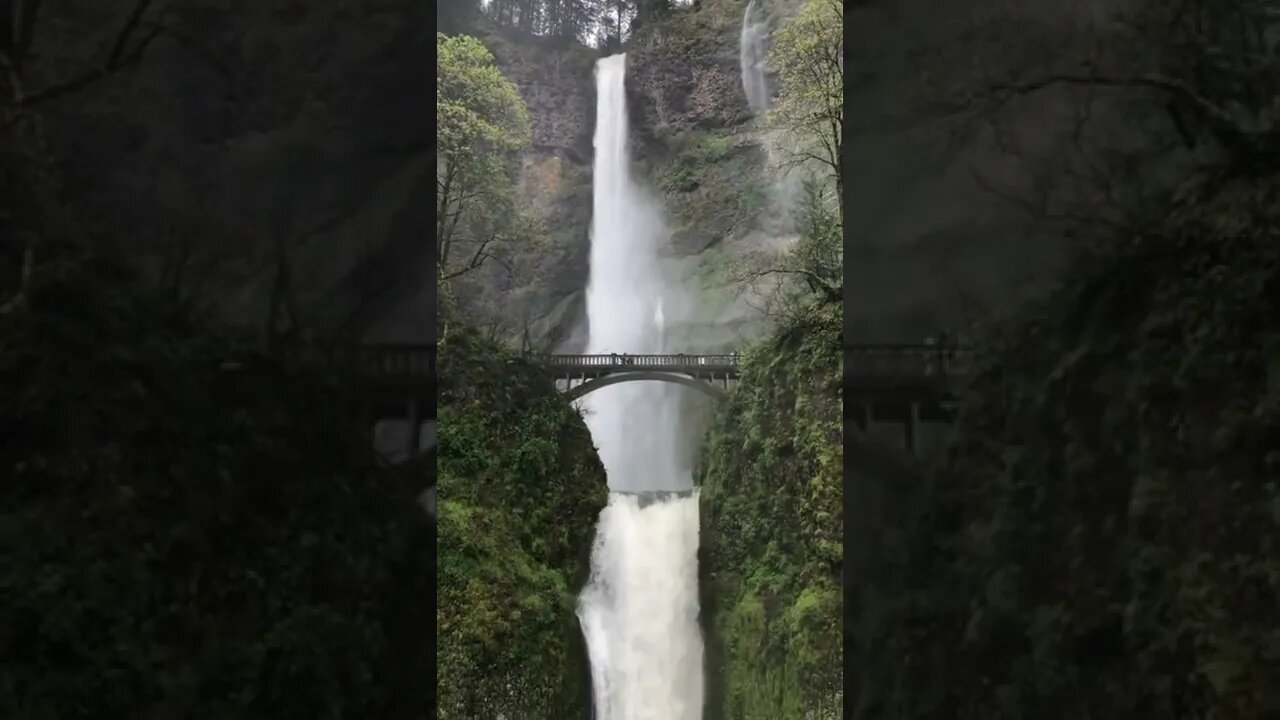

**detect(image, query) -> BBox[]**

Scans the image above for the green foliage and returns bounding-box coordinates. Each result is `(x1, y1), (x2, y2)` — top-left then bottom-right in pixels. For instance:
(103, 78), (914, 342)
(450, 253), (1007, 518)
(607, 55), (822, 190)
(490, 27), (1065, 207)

(768, 0), (843, 187)
(436, 323), (607, 718)
(647, 127), (767, 261)
(480, 0), (604, 42)
(657, 131), (744, 193)
(437, 34), (530, 162)
(436, 33), (532, 277)
(698, 298), (843, 720)
(848, 172), (1280, 719)
(0, 256), (431, 719)
(791, 177), (840, 286)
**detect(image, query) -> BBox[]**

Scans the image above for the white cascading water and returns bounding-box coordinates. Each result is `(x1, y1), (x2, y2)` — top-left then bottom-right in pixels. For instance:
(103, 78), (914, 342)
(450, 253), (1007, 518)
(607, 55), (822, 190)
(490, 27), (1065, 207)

(576, 53), (705, 720)
(740, 0), (770, 118)
(740, 0), (800, 239)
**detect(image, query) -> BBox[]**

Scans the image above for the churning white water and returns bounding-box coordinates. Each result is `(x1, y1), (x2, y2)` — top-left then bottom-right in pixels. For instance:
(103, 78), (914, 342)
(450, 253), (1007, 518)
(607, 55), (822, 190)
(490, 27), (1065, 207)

(576, 53), (705, 720)
(740, 0), (770, 118)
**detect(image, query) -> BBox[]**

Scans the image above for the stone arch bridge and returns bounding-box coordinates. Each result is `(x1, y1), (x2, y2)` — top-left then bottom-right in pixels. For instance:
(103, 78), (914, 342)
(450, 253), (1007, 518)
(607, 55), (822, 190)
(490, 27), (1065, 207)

(280, 342), (965, 458)
(546, 353), (741, 400)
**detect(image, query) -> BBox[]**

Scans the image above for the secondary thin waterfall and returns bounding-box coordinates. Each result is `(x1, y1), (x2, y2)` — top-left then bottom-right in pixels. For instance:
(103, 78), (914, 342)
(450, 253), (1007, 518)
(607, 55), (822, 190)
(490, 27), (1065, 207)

(576, 53), (705, 720)
(740, 0), (770, 118)
(741, 0), (799, 235)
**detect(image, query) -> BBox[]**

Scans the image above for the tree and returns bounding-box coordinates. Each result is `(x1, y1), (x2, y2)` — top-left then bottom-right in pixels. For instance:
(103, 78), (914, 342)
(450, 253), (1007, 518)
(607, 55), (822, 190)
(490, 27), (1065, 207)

(438, 0), (483, 34)
(729, 176), (842, 322)
(633, 0), (672, 28)
(768, 0), (844, 221)
(727, 0), (844, 321)
(541, 0), (602, 41)
(0, 0), (169, 305)
(436, 34), (531, 282)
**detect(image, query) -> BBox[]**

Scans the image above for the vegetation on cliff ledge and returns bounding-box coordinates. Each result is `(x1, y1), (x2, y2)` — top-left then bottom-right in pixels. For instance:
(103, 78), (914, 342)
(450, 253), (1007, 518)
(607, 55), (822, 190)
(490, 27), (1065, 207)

(436, 312), (607, 718)
(436, 24), (606, 720)
(696, 2), (845, 717)
(698, 296), (842, 720)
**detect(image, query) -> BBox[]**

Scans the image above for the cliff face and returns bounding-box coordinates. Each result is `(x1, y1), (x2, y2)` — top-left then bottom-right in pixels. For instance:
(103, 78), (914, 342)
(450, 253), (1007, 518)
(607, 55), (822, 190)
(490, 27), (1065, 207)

(28, 0), (433, 342)
(487, 0), (1144, 352)
(628, 4), (751, 137)
(624, 0), (772, 352)
(471, 26), (598, 351)
(622, 0), (1151, 349)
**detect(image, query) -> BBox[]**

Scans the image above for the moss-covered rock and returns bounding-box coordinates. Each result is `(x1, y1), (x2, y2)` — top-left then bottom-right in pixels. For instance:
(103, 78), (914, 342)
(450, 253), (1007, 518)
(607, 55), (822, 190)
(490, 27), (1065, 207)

(436, 323), (607, 717)
(698, 298), (843, 719)
(628, 0), (755, 137)
(648, 128), (768, 258)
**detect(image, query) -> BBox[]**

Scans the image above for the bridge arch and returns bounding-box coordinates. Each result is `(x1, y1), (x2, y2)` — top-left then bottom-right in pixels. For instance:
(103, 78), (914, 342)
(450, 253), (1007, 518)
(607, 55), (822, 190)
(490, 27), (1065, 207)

(564, 371), (729, 401)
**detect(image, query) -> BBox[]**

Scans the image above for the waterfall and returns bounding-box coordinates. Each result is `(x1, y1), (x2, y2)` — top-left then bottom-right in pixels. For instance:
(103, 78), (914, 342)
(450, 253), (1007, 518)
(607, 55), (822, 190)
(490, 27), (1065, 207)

(576, 53), (705, 720)
(740, 0), (770, 118)
(740, 0), (801, 237)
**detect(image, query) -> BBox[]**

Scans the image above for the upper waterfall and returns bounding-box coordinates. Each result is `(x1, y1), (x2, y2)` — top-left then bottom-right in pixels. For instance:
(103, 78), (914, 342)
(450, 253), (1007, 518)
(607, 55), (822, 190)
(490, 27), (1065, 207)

(581, 53), (691, 494)
(740, 0), (770, 117)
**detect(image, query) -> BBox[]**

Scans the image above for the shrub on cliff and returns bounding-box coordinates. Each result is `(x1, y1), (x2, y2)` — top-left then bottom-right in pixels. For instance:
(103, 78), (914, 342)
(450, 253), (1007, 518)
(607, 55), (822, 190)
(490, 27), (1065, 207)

(698, 297), (842, 720)
(436, 320), (607, 718)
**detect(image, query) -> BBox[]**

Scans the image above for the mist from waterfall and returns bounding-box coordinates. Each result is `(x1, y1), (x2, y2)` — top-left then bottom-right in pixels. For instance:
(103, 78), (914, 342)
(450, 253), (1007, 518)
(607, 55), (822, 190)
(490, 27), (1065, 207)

(740, 0), (770, 118)
(575, 53), (705, 720)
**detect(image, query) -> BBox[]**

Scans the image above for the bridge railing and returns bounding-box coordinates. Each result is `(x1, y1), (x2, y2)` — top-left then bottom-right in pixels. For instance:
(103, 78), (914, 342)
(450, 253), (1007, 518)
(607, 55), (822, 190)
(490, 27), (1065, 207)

(845, 344), (964, 380)
(546, 353), (740, 369)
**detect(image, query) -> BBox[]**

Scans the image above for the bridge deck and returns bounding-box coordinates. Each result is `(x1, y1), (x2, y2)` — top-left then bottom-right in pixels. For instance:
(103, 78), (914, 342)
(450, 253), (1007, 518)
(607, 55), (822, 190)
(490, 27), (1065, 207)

(272, 343), (967, 402)
(546, 353), (740, 380)
(268, 341), (969, 459)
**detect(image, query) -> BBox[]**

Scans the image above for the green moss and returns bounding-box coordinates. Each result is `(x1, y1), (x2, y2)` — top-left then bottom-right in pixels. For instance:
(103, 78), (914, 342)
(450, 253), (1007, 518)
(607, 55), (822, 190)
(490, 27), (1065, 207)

(698, 298), (843, 719)
(642, 127), (767, 256)
(436, 322), (607, 718)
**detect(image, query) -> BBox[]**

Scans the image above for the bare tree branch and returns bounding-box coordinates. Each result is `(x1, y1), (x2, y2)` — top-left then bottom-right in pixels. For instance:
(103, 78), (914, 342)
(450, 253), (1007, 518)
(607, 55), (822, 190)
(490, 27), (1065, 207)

(980, 72), (1261, 142)
(19, 0), (162, 107)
